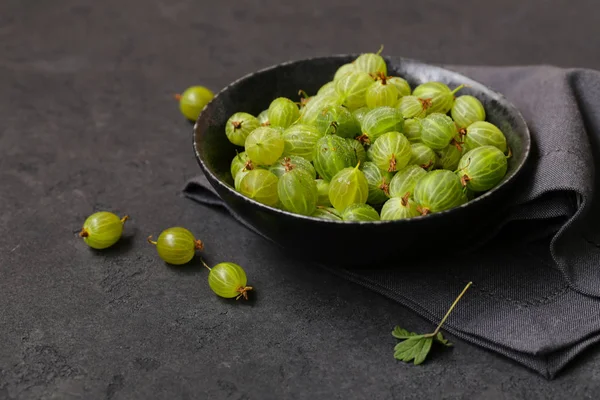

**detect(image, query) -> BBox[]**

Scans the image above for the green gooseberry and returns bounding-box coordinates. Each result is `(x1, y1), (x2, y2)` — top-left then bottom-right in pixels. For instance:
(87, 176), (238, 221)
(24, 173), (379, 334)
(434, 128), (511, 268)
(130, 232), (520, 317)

(225, 112), (260, 146)
(413, 170), (468, 214)
(420, 113), (457, 150)
(365, 79), (401, 108)
(388, 164), (427, 198)
(230, 152), (252, 182)
(451, 95), (486, 128)
(257, 109), (270, 126)
(315, 179), (332, 207)
(403, 118), (423, 143)
(147, 227), (203, 265)
(204, 261), (252, 300)
(461, 121), (507, 153)
(313, 105), (360, 138)
(346, 138), (367, 166)
(409, 143), (437, 170)
(412, 82), (464, 115)
(80, 211), (128, 249)
(334, 63), (356, 81)
(278, 169), (318, 216)
(457, 145), (508, 192)
(435, 144), (463, 171)
(245, 126), (285, 166)
(300, 93), (343, 125)
(353, 51), (387, 76)
(312, 134), (357, 181)
(282, 124), (323, 162)
(234, 163), (265, 191)
(362, 161), (394, 205)
(352, 107), (370, 126)
(367, 131), (412, 172)
(176, 86), (214, 121)
(311, 207), (343, 221)
(317, 81), (337, 96)
(238, 169), (280, 207)
(380, 195), (421, 221)
(267, 97), (300, 128)
(388, 77), (411, 97)
(359, 106), (404, 144)
(269, 155), (316, 179)
(342, 203), (380, 221)
(335, 70), (373, 110)
(328, 164), (369, 212)
(397, 96), (430, 119)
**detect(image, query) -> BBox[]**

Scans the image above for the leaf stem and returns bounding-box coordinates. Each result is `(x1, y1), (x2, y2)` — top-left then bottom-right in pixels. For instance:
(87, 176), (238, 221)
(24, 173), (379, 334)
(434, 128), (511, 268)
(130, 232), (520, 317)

(426, 281), (472, 337)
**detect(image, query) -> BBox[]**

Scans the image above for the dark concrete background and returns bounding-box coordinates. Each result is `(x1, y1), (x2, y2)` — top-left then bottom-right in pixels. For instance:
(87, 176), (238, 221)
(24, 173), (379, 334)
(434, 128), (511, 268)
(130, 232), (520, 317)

(1, 1), (600, 399)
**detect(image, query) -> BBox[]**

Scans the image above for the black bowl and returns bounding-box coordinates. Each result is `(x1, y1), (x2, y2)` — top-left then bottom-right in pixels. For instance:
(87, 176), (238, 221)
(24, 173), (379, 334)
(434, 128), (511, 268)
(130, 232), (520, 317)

(193, 55), (531, 266)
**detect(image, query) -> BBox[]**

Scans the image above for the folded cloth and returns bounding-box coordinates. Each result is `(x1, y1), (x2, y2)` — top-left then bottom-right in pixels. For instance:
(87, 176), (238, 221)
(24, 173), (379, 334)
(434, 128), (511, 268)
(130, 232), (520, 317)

(184, 66), (600, 379)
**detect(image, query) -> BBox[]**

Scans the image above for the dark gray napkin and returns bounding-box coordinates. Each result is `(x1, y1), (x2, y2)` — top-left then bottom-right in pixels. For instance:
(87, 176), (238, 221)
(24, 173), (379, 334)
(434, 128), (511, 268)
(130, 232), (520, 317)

(184, 66), (600, 379)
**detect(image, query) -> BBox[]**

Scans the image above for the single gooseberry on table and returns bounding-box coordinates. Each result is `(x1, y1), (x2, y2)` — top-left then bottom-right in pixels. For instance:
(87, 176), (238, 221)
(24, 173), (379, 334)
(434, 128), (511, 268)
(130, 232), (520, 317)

(175, 86), (214, 121)
(79, 211), (128, 249)
(201, 260), (253, 300)
(147, 227), (204, 265)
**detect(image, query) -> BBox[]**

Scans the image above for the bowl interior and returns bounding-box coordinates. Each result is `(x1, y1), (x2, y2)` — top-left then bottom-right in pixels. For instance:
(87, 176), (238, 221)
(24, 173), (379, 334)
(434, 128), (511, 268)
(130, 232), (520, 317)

(194, 55), (530, 221)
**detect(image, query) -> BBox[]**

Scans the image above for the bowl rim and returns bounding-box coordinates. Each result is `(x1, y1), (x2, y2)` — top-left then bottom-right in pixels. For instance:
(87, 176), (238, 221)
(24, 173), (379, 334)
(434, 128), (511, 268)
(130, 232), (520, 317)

(193, 54), (531, 225)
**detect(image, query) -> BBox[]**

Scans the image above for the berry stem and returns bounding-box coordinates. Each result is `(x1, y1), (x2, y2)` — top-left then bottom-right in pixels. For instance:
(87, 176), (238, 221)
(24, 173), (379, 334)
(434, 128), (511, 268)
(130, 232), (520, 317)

(426, 282), (472, 337)
(147, 236), (157, 245)
(174, 94), (182, 101)
(120, 215), (129, 224)
(451, 84), (465, 96)
(298, 89), (309, 99)
(401, 192), (410, 207)
(79, 228), (89, 238)
(376, 44), (384, 55)
(200, 258), (212, 271)
(194, 240), (204, 251)
(235, 286), (253, 301)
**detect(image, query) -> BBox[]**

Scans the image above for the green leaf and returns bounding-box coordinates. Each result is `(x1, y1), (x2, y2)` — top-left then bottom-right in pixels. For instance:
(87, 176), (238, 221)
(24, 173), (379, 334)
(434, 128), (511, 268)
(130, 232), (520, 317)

(394, 337), (433, 365)
(391, 326), (421, 340)
(434, 332), (453, 347)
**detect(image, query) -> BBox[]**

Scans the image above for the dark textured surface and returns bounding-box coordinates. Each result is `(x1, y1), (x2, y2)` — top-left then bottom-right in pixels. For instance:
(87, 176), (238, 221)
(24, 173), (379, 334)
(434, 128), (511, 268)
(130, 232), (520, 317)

(2, 1), (600, 399)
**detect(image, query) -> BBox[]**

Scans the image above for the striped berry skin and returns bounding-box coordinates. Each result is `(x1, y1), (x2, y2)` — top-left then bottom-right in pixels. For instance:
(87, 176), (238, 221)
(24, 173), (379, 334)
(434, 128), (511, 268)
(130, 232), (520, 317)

(208, 262), (252, 300)
(342, 203), (380, 222)
(420, 113), (457, 150)
(267, 97), (300, 129)
(457, 146), (508, 192)
(381, 196), (421, 221)
(80, 212), (128, 250)
(388, 164), (427, 199)
(282, 124), (323, 162)
(367, 131), (412, 173)
(354, 53), (387, 76)
(409, 143), (437, 170)
(335, 70), (374, 110)
(398, 96), (429, 119)
(149, 227), (203, 265)
(462, 121), (507, 153)
(451, 95), (486, 129)
(359, 106), (404, 144)
(412, 82), (464, 115)
(414, 170), (468, 214)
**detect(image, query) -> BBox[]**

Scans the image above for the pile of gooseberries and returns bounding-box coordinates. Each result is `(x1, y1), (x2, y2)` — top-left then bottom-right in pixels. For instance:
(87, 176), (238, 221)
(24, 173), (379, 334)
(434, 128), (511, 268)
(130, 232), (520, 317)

(226, 51), (510, 221)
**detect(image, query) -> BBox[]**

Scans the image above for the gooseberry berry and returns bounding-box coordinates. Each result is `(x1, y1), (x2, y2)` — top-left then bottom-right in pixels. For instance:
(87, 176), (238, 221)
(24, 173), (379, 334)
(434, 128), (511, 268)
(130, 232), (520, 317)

(147, 227), (203, 265)
(79, 212), (128, 249)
